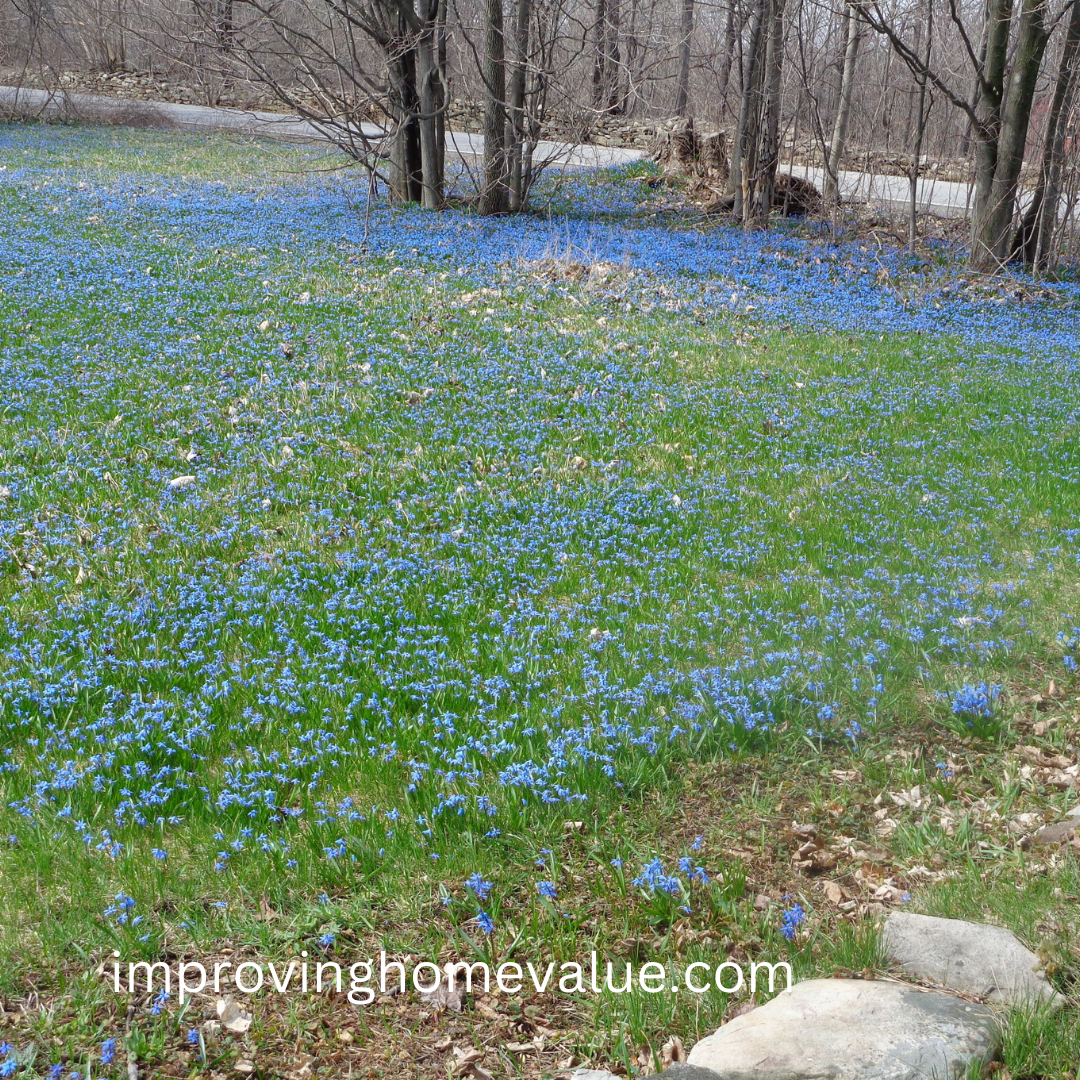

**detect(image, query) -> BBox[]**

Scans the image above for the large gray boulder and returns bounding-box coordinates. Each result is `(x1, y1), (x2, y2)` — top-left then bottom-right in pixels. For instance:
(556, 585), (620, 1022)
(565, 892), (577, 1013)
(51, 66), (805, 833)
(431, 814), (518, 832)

(686, 978), (997, 1080)
(883, 911), (1060, 1006)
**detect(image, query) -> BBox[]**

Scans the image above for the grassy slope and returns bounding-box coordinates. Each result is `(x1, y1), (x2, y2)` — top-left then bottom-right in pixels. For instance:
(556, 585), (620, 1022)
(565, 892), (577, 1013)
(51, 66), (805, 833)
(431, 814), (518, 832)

(0, 123), (1079, 1078)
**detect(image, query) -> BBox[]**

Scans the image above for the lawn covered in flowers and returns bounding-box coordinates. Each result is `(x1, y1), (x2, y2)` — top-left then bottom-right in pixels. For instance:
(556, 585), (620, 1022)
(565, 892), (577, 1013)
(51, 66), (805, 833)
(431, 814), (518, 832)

(2, 123), (1080, 1077)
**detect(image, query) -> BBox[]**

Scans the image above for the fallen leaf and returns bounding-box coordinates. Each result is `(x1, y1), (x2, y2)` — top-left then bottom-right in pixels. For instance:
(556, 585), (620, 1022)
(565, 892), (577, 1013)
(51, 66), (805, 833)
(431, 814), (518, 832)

(661, 1036), (685, 1065)
(473, 998), (499, 1021)
(287, 1055), (314, 1080)
(822, 880), (844, 904)
(889, 786), (928, 811)
(256, 896), (281, 922)
(216, 999), (252, 1034)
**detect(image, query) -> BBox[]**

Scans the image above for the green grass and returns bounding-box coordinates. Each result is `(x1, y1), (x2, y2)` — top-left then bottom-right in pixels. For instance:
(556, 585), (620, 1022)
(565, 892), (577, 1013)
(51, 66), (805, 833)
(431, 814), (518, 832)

(0, 122), (1079, 1077)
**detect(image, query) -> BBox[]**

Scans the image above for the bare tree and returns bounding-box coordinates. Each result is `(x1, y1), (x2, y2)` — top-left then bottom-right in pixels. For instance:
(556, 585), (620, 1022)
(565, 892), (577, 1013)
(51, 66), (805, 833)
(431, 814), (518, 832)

(1013, 0), (1080, 266)
(854, 0), (1055, 270)
(907, 0), (932, 246)
(673, 0), (693, 114)
(823, 0), (861, 205)
(479, 0), (510, 212)
(739, 0), (786, 227)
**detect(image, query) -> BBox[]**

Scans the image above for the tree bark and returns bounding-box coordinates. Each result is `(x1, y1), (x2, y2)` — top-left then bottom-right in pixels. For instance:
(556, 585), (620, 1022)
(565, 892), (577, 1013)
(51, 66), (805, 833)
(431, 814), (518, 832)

(506, 0), (532, 210)
(908, 0), (932, 246)
(729, 0), (767, 215)
(388, 41), (424, 204)
(674, 0), (694, 116)
(744, 0), (786, 229)
(1012, 0), (1080, 267)
(592, 0), (608, 109)
(480, 0), (510, 215)
(416, 0), (444, 209)
(606, 0), (622, 112)
(823, 1), (861, 206)
(970, 0), (1049, 270)
(969, 0), (1014, 266)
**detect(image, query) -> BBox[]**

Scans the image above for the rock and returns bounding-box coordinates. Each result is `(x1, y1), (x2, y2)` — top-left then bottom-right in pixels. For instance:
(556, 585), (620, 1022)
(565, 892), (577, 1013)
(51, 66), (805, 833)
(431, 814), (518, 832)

(1066, 804), (1080, 818)
(686, 978), (997, 1080)
(884, 911), (1060, 1006)
(1033, 818), (1077, 846)
(167, 475), (196, 489)
(637, 1066), (722, 1080)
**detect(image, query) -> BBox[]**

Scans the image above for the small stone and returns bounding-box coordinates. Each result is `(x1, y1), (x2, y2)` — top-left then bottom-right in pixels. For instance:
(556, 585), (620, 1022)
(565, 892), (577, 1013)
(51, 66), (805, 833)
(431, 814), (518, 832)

(686, 978), (997, 1080)
(636, 1066), (722, 1080)
(884, 911), (1060, 1006)
(1033, 819), (1077, 846)
(570, 1071), (621, 1080)
(167, 475), (196, 489)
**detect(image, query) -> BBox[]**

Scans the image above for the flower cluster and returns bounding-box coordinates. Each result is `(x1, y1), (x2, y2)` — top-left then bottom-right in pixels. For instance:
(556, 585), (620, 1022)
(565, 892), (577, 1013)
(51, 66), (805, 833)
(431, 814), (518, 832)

(780, 904), (805, 940)
(947, 682), (1001, 719)
(0, 125), (1077, 978)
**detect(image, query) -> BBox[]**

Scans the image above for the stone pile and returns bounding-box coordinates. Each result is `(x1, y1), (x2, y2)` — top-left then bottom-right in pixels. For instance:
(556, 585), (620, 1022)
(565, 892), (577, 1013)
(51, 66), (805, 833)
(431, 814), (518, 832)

(575, 912), (1061, 1080)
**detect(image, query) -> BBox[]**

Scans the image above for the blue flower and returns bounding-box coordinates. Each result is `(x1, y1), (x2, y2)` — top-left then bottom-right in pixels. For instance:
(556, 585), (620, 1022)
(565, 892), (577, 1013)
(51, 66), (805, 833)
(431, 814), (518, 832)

(536, 881), (557, 899)
(464, 872), (493, 900)
(948, 682), (1000, 718)
(780, 904), (805, 940)
(475, 911), (495, 934)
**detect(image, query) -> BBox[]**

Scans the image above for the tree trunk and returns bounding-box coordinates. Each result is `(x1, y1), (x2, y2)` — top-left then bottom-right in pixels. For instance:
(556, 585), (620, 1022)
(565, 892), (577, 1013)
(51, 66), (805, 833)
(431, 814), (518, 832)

(823, 1), (861, 206)
(1012, 0), (1080, 267)
(592, 0), (608, 109)
(969, 0), (1014, 266)
(416, 0), (444, 209)
(970, 0), (1049, 270)
(729, 0), (767, 214)
(674, 0), (694, 116)
(606, 0), (622, 112)
(744, 0), (786, 229)
(388, 44), (424, 204)
(908, 0), (932, 247)
(480, 0), (510, 215)
(506, 0), (532, 210)
(718, 1), (737, 114)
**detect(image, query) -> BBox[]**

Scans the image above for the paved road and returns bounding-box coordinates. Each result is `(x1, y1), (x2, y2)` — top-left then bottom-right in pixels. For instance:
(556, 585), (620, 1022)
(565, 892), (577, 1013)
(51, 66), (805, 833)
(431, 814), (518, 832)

(0, 85), (645, 171)
(9, 84), (1059, 219)
(790, 164), (975, 218)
